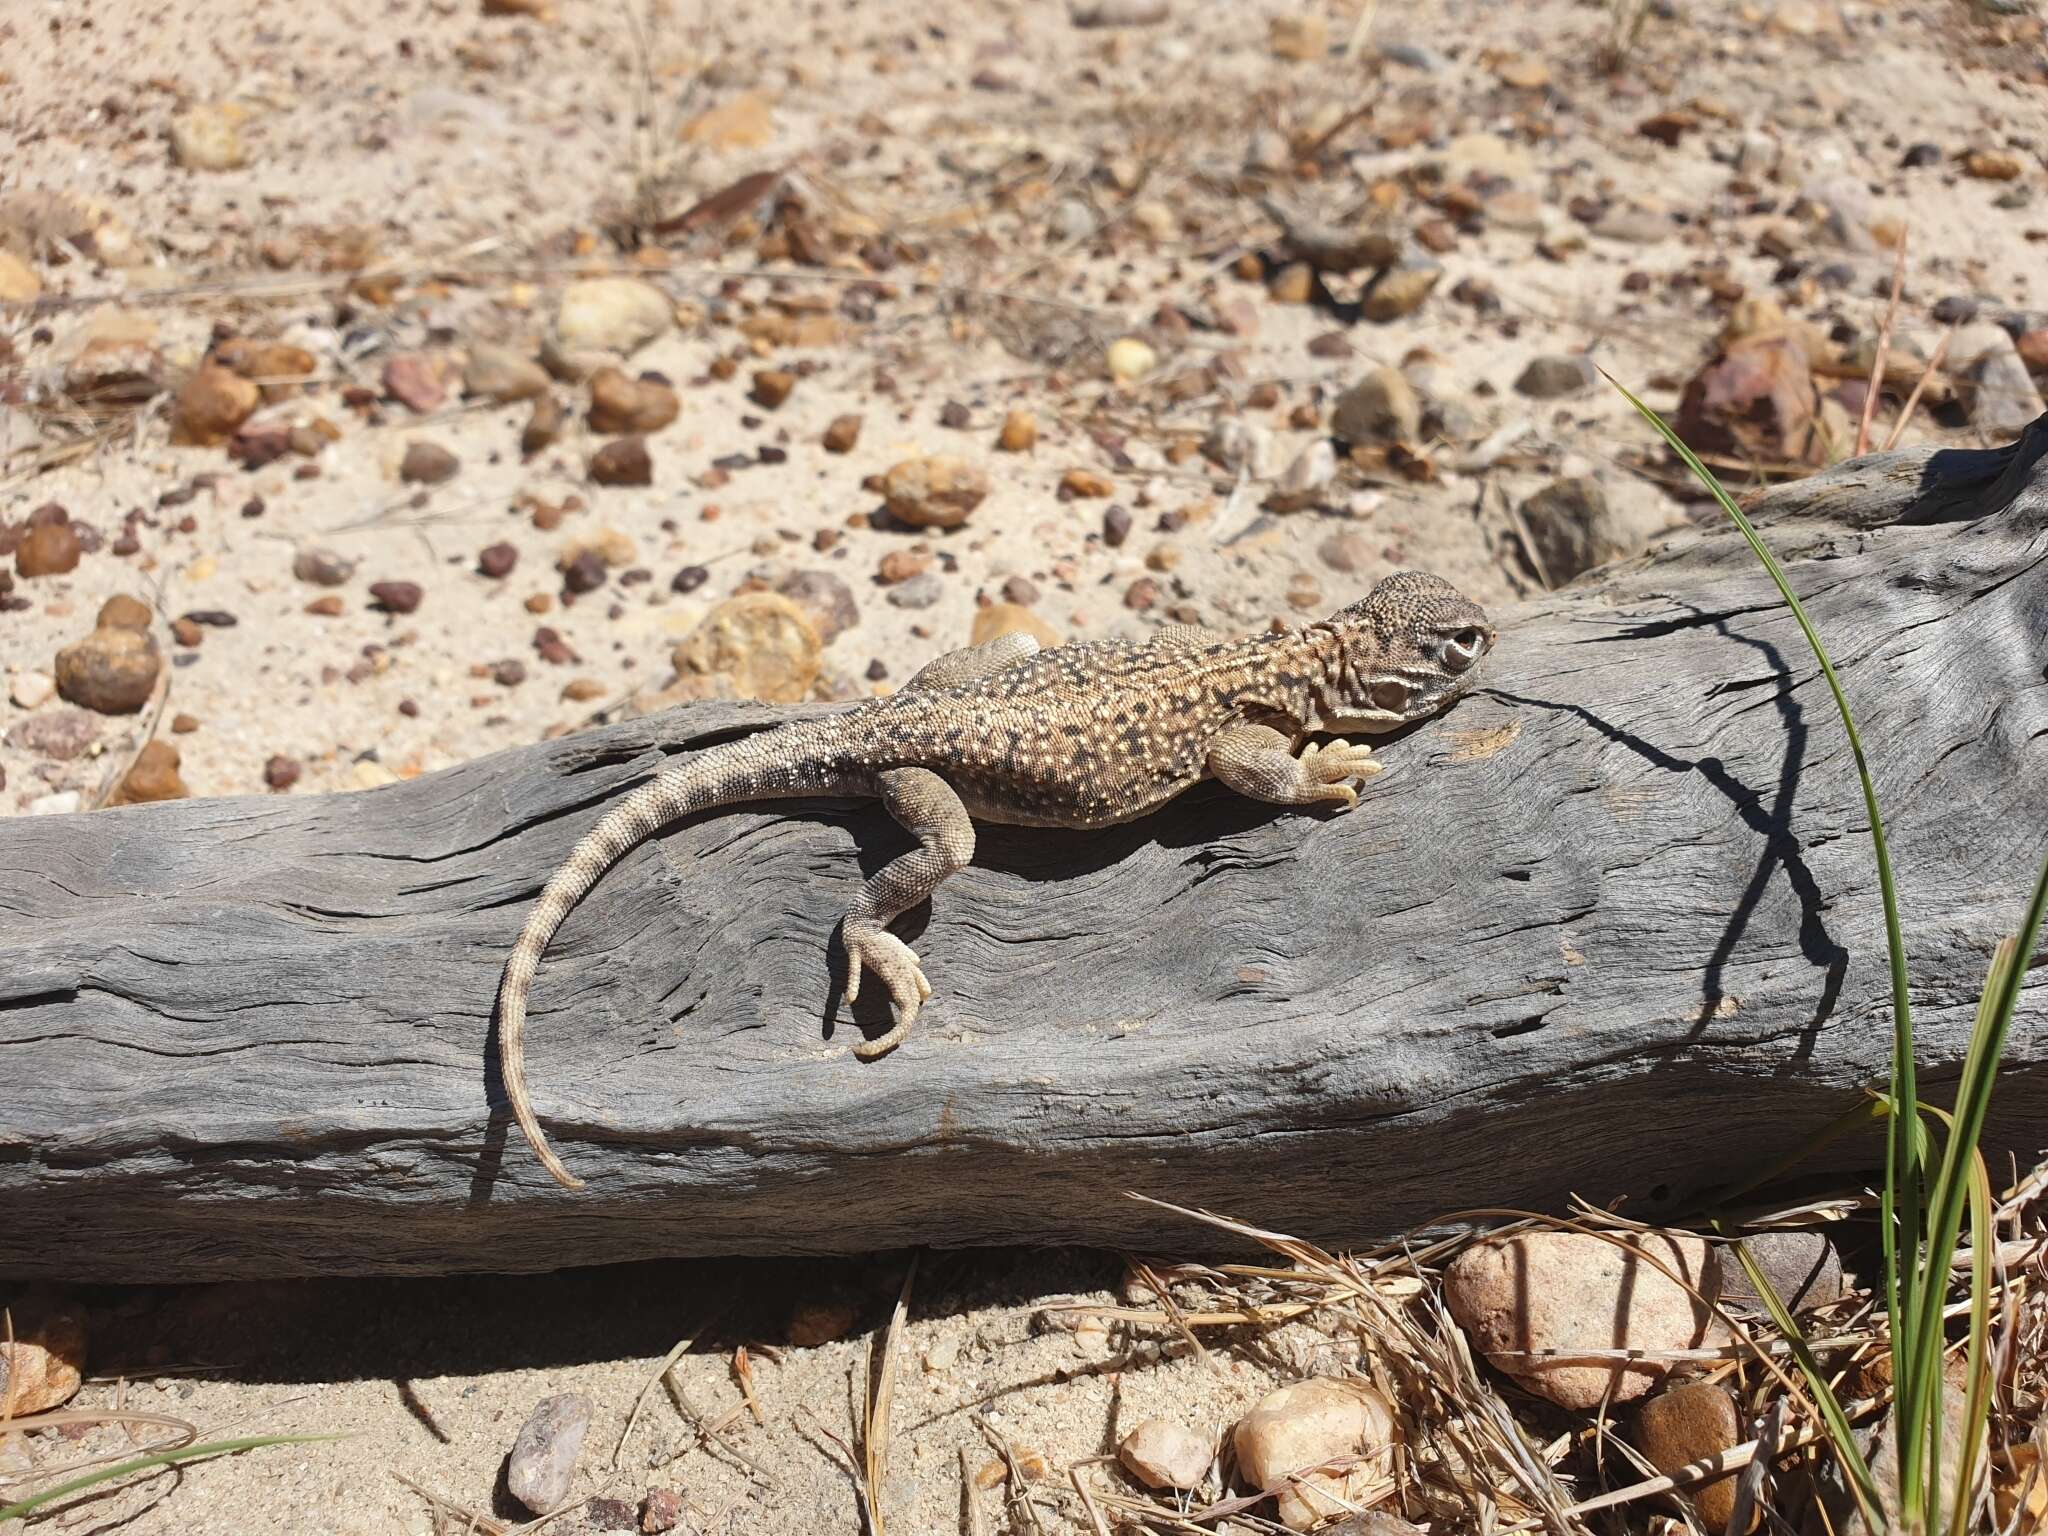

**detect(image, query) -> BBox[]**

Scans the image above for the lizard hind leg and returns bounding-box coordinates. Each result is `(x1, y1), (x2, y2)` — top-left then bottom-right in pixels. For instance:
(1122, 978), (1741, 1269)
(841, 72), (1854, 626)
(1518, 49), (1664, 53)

(840, 766), (975, 1059)
(902, 632), (1040, 691)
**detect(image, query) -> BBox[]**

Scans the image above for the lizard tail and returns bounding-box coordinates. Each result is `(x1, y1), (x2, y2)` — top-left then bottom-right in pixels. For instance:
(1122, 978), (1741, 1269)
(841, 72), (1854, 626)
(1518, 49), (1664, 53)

(497, 730), (865, 1189)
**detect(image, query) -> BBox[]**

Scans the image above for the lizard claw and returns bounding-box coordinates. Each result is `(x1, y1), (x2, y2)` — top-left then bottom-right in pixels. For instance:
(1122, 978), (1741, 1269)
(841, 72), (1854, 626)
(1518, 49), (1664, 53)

(1304, 738), (1381, 809)
(842, 924), (931, 1059)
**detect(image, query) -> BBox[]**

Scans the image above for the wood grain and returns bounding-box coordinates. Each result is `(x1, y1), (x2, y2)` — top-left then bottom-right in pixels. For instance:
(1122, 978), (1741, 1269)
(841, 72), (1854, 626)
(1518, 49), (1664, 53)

(2, 421), (2045, 1280)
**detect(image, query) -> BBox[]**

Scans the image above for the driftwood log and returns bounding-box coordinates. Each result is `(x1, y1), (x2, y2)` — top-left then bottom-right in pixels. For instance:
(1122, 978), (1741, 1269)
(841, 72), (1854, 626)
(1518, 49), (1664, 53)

(3, 424), (2046, 1282)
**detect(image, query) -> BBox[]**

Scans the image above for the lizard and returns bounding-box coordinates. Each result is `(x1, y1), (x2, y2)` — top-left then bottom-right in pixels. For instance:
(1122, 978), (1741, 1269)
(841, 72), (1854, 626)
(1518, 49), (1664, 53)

(497, 570), (1497, 1189)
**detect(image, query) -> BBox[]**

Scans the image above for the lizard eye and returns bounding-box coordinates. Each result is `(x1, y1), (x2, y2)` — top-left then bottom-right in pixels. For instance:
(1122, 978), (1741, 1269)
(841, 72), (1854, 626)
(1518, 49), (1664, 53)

(1443, 627), (1486, 673)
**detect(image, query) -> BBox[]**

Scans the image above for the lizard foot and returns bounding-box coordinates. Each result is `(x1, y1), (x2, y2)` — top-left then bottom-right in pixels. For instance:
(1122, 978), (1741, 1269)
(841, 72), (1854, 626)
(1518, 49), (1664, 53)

(1301, 738), (1383, 810)
(842, 923), (933, 1059)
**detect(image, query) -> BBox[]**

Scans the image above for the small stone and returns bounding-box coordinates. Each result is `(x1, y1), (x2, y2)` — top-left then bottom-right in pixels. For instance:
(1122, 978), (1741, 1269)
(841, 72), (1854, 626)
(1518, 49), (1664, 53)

(112, 740), (188, 804)
(1331, 366), (1421, 444)
(1266, 440), (1336, 512)
(1059, 467), (1114, 499)
(1118, 1418), (1212, 1491)
(640, 1488), (683, 1533)
(98, 596), (152, 632)
(1713, 1231), (1844, 1314)
(5, 710), (98, 760)
(16, 522), (82, 578)
(1636, 1382), (1748, 1531)
(0, 250), (41, 303)
(1444, 1231), (1718, 1409)
(293, 547), (356, 586)
(1637, 110), (1699, 147)
(589, 436), (654, 486)
(2017, 329), (2048, 373)
(171, 363), (261, 447)
(999, 575), (1039, 606)
(775, 570), (860, 644)
(171, 616), (203, 648)
(1070, 0), (1169, 25)
(1103, 505), (1132, 547)
(750, 369), (796, 409)
(464, 343), (550, 403)
(172, 713), (199, 733)
(1964, 328), (2047, 438)
(1361, 257), (1441, 322)
(306, 595), (345, 617)
(886, 572), (943, 610)
(56, 625), (161, 714)
(522, 393), (566, 457)
(1514, 354), (1597, 399)
(883, 456), (989, 529)
(1269, 12), (1327, 59)
(1318, 530), (1372, 574)
(1106, 337), (1157, 383)
(997, 408), (1038, 453)
(823, 413), (863, 453)
(970, 603), (1059, 650)
(1517, 477), (1668, 584)
(383, 353), (448, 414)
(169, 103), (247, 170)
(588, 368), (679, 434)
(264, 755), (302, 791)
(561, 677), (607, 702)
(479, 543), (519, 579)
(399, 440), (460, 485)
(369, 580), (424, 615)
(1964, 149), (2023, 181)
(1900, 142), (1943, 170)
(1678, 331), (1821, 464)
(671, 565), (709, 594)
(879, 549), (933, 585)
(492, 659), (527, 687)
(1124, 577), (1160, 611)
(1234, 1379), (1397, 1530)
(10, 671), (55, 709)
(507, 1392), (593, 1515)
(561, 551), (607, 594)
(1268, 262), (1315, 304)
(1492, 52), (1550, 88)
(64, 336), (166, 407)
(213, 339), (316, 394)
(680, 91), (776, 151)
(553, 278), (674, 358)
(673, 592), (822, 703)
(0, 1293), (88, 1413)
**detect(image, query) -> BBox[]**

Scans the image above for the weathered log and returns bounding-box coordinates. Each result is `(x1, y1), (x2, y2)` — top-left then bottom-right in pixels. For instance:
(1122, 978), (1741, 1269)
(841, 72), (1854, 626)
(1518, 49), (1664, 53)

(2, 423), (2045, 1282)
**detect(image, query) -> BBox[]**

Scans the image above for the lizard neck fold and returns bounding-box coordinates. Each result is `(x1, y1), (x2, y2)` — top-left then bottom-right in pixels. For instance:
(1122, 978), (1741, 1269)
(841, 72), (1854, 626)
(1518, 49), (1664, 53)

(1233, 626), (1348, 736)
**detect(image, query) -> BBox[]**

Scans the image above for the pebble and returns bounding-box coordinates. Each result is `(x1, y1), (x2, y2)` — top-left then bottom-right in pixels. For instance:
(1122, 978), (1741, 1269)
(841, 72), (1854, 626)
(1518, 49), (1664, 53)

(1266, 440), (1336, 512)
(1124, 576), (1160, 610)
(671, 565), (709, 594)
(56, 621), (161, 715)
(293, 547), (356, 586)
(1268, 261), (1315, 304)
(751, 370), (796, 409)
(1059, 467), (1114, 499)
(883, 456), (989, 529)
(1635, 1382), (1748, 1531)
(264, 755), (302, 791)
(10, 671), (55, 709)
(2017, 329), (2048, 373)
(1269, 12), (1327, 60)
(100, 595), (151, 632)
(1233, 1379), (1397, 1530)
(1712, 1230), (1844, 1313)
(0, 1293), (88, 1413)
(886, 572), (944, 610)
(588, 368), (679, 434)
(1318, 530), (1373, 574)
(1444, 1230), (1717, 1409)
(562, 551), (606, 593)
(0, 250), (41, 303)
(970, 603), (1059, 649)
(507, 1392), (593, 1515)
(1360, 256), (1441, 322)
(1331, 366), (1421, 444)
(1117, 1417), (1212, 1491)
(1518, 477), (1664, 585)
(1106, 337), (1157, 382)
(640, 1488), (683, 1533)
(16, 521), (82, 578)
(5, 709), (99, 760)
(1677, 332), (1820, 464)
(522, 394), (566, 457)
(172, 713), (199, 733)
(878, 549), (932, 585)
(168, 103), (247, 170)
(171, 363), (261, 447)
(553, 278), (674, 358)
(465, 343), (551, 403)
(775, 570), (860, 644)
(1102, 505), (1132, 547)
(1514, 354), (1597, 400)
(1069, 0), (1169, 25)
(382, 353), (448, 414)
(1965, 328), (2046, 437)
(997, 407), (1038, 453)
(113, 740), (188, 804)
(1965, 149), (2023, 181)
(65, 336), (166, 406)
(369, 580), (424, 614)
(399, 440), (460, 485)
(589, 436), (654, 487)
(1245, 128), (1291, 174)
(479, 542), (519, 579)
(823, 413), (863, 453)
(673, 592), (822, 703)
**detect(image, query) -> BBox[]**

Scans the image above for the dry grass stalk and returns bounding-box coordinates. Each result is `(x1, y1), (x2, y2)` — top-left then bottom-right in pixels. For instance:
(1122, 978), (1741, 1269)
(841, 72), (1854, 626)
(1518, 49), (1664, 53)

(861, 1252), (919, 1536)
(1857, 231), (1910, 457)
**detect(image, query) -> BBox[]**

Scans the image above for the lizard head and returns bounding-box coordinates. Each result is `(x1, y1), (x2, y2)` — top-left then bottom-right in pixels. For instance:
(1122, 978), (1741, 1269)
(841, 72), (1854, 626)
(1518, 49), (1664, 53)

(1310, 571), (1496, 734)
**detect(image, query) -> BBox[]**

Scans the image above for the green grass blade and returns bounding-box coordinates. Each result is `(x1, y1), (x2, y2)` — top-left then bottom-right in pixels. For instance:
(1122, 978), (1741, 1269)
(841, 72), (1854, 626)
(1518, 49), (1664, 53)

(1946, 1151), (1997, 1536)
(0, 1434), (342, 1522)
(1724, 1232), (1885, 1527)
(1604, 373), (1928, 1501)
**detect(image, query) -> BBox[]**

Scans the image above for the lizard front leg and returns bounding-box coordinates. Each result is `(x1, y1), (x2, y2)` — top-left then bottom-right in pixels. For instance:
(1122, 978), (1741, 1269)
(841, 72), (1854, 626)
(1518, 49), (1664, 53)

(841, 766), (975, 1059)
(1206, 723), (1382, 811)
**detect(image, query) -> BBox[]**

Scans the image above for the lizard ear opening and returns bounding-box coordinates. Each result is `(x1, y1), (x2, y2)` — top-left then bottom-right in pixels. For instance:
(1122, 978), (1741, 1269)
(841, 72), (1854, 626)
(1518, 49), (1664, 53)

(1370, 681), (1409, 714)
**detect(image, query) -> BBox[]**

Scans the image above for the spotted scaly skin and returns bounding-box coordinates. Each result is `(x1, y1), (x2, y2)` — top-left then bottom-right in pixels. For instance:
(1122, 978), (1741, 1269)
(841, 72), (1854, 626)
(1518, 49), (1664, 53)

(498, 570), (1497, 1188)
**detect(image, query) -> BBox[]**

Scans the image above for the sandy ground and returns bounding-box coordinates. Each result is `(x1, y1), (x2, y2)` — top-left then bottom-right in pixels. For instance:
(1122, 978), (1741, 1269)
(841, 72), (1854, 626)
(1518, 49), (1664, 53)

(4, 0), (2047, 1528)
